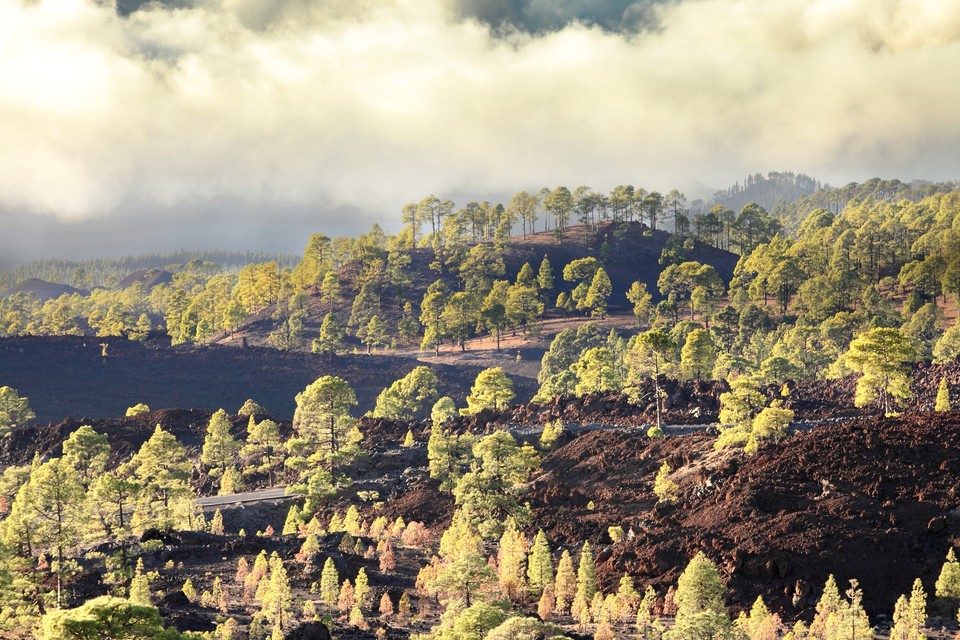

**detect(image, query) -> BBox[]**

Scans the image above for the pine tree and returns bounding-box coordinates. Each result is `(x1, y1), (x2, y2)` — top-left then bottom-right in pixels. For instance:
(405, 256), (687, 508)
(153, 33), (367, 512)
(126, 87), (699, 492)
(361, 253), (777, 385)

(312, 313), (345, 354)
(462, 368), (515, 415)
(241, 417), (283, 483)
(573, 591), (591, 626)
(595, 619), (615, 640)
(810, 575), (843, 639)
(591, 591), (606, 622)
(344, 505), (362, 535)
(428, 550), (498, 607)
(320, 558), (340, 606)
(626, 281), (653, 327)
(398, 592), (412, 621)
(282, 505), (301, 535)
(349, 604), (368, 630)
(235, 557), (250, 584)
(517, 262), (537, 287)
(126, 424), (192, 528)
(835, 579), (873, 640)
(845, 328), (917, 413)
(0, 386), (35, 435)
(181, 577), (197, 603)
(615, 575), (640, 622)
(526, 530), (554, 598)
(129, 558), (153, 604)
(555, 550), (577, 614)
(636, 586), (663, 640)
(654, 462), (679, 503)
(936, 548), (960, 598)
(61, 425), (110, 489)
(584, 268), (613, 318)
(261, 555), (294, 636)
(211, 576), (228, 614)
(349, 281), (381, 336)
(378, 539), (396, 572)
(218, 466), (243, 495)
(735, 596), (781, 640)
(362, 315), (389, 353)
(201, 409), (241, 477)
(431, 396), (458, 426)
(210, 509), (225, 536)
(890, 579), (926, 640)
(338, 580), (356, 613)
(538, 585), (555, 620)
(537, 256), (555, 294)
(403, 429), (415, 447)
(319, 271), (342, 305)
(497, 519), (528, 600)
(22, 458), (88, 607)
(292, 376), (358, 473)
(238, 399), (267, 417)
(379, 592), (394, 618)
(298, 534), (320, 564)
(680, 328), (717, 380)
(936, 377), (951, 411)
(355, 568), (371, 609)
(672, 552), (729, 640)
(576, 542), (598, 606)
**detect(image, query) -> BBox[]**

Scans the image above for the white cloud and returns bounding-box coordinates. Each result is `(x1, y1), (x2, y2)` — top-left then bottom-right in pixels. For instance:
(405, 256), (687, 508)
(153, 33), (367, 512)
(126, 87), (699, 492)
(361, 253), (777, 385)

(0, 0), (959, 223)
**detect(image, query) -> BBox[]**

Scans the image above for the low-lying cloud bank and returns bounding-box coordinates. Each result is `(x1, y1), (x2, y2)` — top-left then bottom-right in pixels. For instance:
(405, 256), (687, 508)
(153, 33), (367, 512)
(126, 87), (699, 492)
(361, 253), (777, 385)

(1, 0), (959, 226)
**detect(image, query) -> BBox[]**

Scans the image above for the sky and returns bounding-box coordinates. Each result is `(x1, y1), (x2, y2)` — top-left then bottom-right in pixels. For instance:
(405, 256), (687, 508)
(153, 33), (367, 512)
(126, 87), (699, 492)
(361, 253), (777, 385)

(2, 0), (960, 268)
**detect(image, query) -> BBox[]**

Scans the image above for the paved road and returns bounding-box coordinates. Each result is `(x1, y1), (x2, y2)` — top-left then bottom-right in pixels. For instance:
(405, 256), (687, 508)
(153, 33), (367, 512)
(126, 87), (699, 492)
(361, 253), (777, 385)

(197, 486), (296, 508)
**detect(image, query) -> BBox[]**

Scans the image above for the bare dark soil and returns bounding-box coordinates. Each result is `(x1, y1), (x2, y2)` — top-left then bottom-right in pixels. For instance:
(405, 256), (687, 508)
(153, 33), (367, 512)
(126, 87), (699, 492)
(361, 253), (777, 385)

(522, 412), (960, 619)
(0, 335), (536, 423)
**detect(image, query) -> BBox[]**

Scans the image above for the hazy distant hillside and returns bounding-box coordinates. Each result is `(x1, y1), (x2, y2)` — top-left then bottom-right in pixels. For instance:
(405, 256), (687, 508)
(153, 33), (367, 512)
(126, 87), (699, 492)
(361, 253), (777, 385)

(707, 171), (824, 215)
(0, 279), (85, 302)
(775, 177), (960, 234)
(0, 250), (298, 291)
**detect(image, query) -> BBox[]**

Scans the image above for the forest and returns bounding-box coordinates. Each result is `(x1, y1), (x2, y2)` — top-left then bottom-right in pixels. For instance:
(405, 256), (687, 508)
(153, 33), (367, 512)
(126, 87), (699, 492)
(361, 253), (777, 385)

(2, 178), (960, 639)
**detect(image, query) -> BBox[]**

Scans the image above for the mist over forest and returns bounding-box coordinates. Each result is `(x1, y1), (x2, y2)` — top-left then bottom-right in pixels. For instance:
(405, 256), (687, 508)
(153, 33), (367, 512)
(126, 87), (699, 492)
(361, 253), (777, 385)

(3, 0), (960, 264)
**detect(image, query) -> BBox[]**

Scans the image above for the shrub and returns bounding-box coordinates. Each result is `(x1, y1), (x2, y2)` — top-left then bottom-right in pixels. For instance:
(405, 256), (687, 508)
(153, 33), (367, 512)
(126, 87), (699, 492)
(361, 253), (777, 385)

(126, 403), (150, 416)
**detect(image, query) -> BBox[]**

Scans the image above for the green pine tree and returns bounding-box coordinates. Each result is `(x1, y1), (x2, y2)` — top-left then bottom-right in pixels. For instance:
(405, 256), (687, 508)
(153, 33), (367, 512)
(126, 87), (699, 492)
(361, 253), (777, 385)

(936, 548), (960, 598)
(576, 541), (597, 605)
(526, 530), (554, 597)
(654, 462), (679, 503)
(319, 557), (340, 606)
(936, 377), (951, 411)
(671, 552), (730, 640)
(129, 558), (153, 605)
(312, 313), (345, 355)
(680, 328), (717, 380)
(201, 409), (241, 477)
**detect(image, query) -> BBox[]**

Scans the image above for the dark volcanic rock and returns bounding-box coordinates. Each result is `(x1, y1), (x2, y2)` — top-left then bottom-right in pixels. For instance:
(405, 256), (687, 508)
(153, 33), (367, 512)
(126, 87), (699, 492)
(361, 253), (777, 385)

(285, 621), (333, 640)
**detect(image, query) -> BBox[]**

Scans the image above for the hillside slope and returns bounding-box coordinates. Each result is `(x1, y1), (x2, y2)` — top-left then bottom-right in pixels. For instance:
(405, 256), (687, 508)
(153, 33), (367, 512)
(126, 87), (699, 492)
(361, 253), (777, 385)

(0, 335), (537, 423)
(1, 277), (86, 301)
(219, 222), (739, 350)
(529, 411), (960, 617)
